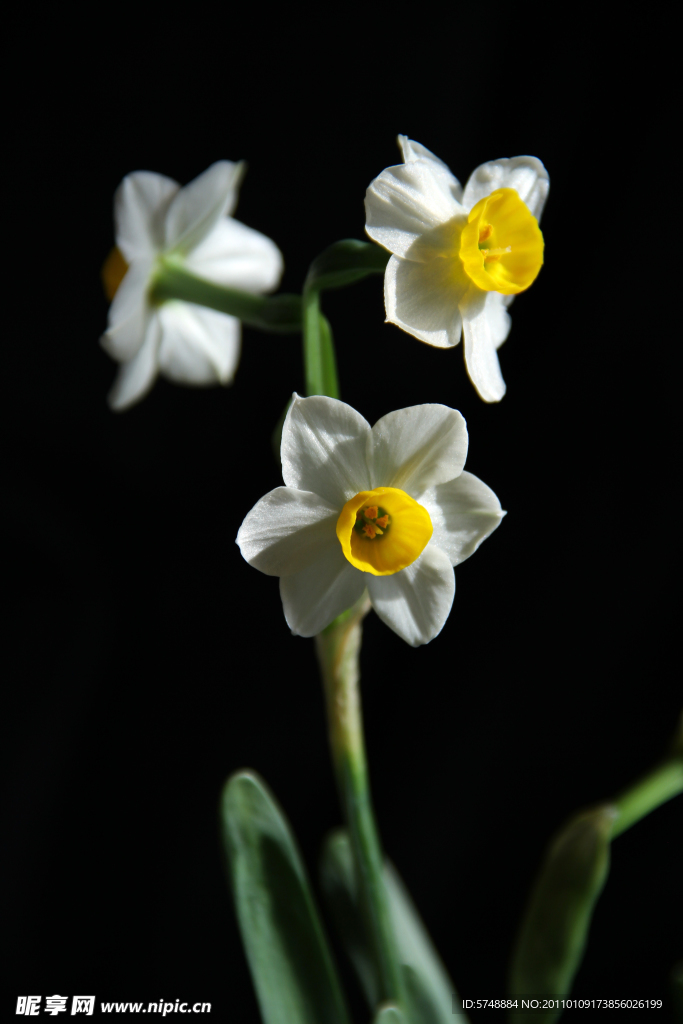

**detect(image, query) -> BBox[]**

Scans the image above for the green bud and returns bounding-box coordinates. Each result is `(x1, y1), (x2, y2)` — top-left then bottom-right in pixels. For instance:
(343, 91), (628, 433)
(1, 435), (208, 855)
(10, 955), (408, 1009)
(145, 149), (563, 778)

(508, 805), (616, 1023)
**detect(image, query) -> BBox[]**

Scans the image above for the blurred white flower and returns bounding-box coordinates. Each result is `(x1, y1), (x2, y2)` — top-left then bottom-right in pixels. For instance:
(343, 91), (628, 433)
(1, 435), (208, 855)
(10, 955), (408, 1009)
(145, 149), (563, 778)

(365, 137), (549, 402)
(237, 394), (504, 646)
(101, 161), (283, 410)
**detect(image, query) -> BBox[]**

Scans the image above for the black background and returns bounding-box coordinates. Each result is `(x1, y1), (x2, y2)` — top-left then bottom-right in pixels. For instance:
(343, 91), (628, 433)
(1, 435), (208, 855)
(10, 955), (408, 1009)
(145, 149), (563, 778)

(5, 9), (681, 1024)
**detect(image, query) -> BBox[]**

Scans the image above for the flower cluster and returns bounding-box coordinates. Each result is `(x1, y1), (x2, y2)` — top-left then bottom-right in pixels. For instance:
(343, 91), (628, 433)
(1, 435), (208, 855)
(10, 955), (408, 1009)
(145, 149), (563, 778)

(365, 136), (549, 402)
(102, 161), (283, 410)
(237, 395), (504, 646)
(101, 138), (546, 644)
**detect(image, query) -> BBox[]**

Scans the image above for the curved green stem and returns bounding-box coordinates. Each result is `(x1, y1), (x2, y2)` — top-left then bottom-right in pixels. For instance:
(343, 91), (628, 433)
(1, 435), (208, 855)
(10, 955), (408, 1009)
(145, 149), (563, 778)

(316, 596), (408, 1012)
(150, 261), (302, 333)
(611, 732), (683, 839)
(300, 238), (388, 399)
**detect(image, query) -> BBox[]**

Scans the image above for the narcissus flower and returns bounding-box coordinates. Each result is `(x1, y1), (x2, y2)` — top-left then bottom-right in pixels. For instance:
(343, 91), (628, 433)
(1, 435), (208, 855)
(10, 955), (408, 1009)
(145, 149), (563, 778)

(237, 395), (504, 646)
(365, 137), (549, 402)
(101, 162), (283, 410)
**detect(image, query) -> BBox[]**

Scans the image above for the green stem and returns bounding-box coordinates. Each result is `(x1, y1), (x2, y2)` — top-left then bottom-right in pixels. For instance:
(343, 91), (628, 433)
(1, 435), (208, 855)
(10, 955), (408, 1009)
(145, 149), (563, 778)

(303, 288), (324, 397)
(300, 238), (388, 398)
(611, 752), (683, 839)
(302, 287), (340, 398)
(316, 596), (407, 1011)
(150, 262), (302, 333)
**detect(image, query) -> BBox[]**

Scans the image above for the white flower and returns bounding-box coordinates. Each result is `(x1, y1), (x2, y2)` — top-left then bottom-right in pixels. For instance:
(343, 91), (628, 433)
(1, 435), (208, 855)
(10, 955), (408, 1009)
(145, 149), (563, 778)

(101, 161), (283, 410)
(365, 137), (549, 403)
(237, 394), (504, 646)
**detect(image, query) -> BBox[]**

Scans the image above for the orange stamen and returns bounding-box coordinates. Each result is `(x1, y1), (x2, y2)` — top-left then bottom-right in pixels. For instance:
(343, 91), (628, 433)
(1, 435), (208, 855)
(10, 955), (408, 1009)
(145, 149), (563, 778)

(375, 515), (389, 528)
(364, 506), (379, 519)
(482, 245), (512, 263)
(362, 523), (377, 539)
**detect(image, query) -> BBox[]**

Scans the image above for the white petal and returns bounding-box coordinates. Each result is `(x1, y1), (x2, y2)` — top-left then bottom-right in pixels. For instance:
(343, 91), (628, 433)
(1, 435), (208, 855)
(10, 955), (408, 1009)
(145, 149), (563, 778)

(157, 302), (241, 384)
(184, 217), (283, 293)
(280, 545), (365, 637)
(460, 288), (507, 403)
(187, 305), (242, 382)
(397, 136), (464, 202)
(164, 161), (245, 254)
(107, 315), (161, 410)
(114, 172), (179, 262)
(462, 156), (549, 220)
(281, 395), (372, 507)
(370, 405), (468, 497)
(485, 291), (512, 350)
(420, 471), (505, 567)
(365, 159), (464, 259)
(385, 253), (465, 349)
(367, 544), (454, 647)
(236, 487), (340, 577)
(101, 259), (153, 361)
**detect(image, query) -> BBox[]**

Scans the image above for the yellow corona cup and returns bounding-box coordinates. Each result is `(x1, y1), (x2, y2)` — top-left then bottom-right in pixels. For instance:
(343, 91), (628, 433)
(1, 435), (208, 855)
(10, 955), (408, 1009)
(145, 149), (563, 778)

(336, 486), (433, 576)
(459, 188), (544, 295)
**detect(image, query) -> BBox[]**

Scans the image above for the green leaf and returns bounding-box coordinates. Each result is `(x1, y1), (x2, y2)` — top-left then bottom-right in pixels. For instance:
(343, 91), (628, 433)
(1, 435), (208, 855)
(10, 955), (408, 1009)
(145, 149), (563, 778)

(304, 239), (390, 293)
(221, 772), (351, 1024)
(320, 830), (465, 1024)
(373, 1005), (409, 1024)
(151, 262), (302, 333)
(508, 805), (615, 1024)
(319, 829), (378, 1007)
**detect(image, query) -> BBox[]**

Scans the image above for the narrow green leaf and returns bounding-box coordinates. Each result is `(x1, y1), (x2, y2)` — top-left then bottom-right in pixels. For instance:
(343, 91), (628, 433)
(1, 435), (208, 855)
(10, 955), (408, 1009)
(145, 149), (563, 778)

(151, 262), (302, 333)
(319, 829), (379, 1007)
(221, 772), (351, 1024)
(320, 830), (465, 1024)
(508, 805), (615, 1024)
(386, 869), (465, 1024)
(373, 1005), (409, 1024)
(304, 239), (390, 293)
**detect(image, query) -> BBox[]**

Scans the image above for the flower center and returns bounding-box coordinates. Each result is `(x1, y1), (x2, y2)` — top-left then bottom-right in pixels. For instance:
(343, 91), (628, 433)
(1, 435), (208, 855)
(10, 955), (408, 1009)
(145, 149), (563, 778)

(101, 246), (129, 301)
(459, 188), (544, 295)
(336, 486), (432, 576)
